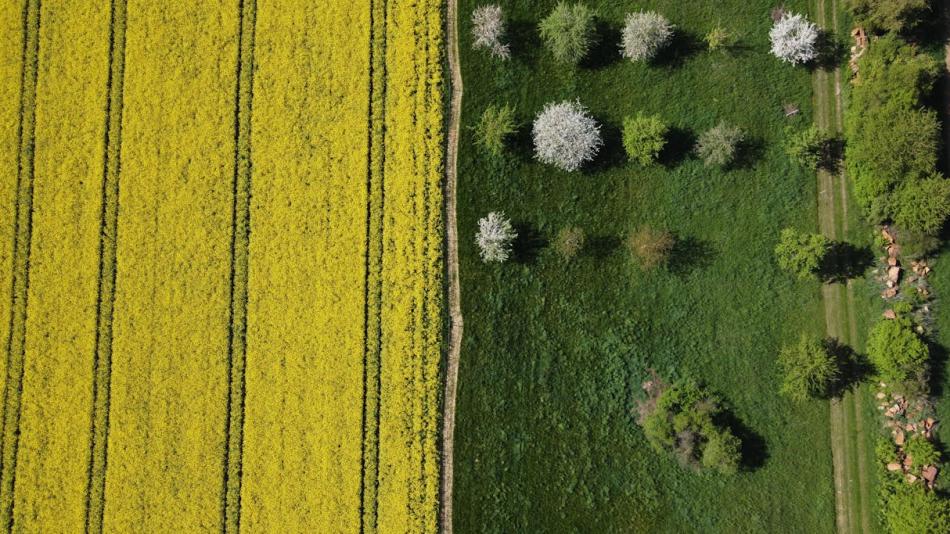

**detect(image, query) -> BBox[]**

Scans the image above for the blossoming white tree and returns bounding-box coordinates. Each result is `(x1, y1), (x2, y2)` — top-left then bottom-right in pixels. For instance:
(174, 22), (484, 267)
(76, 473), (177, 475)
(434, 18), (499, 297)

(620, 11), (674, 62)
(471, 5), (510, 59)
(769, 12), (819, 65)
(532, 100), (602, 172)
(476, 212), (517, 263)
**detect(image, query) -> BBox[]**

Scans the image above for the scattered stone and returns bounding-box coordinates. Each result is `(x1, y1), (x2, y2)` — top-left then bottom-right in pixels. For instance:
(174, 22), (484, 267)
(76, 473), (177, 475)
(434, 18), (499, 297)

(906, 473), (918, 483)
(876, 392), (886, 399)
(887, 462), (903, 472)
(883, 310), (896, 320)
(922, 465), (938, 483)
(887, 257), (898, 267)
(883, 288), (897, 299)
(887, 266), (901, 283)
(882, 226), (896, 244)
(904, 454), (915, 468)
(895, 430), (905, 446)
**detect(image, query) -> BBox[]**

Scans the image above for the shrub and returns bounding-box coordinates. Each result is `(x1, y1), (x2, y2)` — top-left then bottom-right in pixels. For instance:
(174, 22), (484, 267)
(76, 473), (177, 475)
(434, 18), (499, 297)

(533, 100), (602, 171)
(883, 483), (950, 534)
(866, 317), (928, 383)
(778, 335), (840, 401)
(622, 113), (668, 165)
(476, 212), (517, 263)
(892, 176), (950, 235)
(705, 24), (736, 51)
(695, 122), (743, 167)
(849, 0), (932, 33)
(626, 226), (674, 269)
(640, 379), (742, 474)
(553, 226), (586, 260)
(774, 228), (831, 279)
(785, 125), (835, 170)
(471, 5), (510, 59)
(538, 2), (596, 65)
(474, 104), (517, 159)
(620, 11), (674, 62)
(769, 12), (819, 65)
(903, 435), (940, 471)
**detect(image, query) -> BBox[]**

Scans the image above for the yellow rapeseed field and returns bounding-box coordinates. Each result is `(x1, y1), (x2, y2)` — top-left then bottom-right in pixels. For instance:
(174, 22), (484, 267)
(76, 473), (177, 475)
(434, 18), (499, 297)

(13, 1), (109, 529)
(0, 0), (446, 531)
(240, 0), (370, 531)
(102, 1), (236, 531)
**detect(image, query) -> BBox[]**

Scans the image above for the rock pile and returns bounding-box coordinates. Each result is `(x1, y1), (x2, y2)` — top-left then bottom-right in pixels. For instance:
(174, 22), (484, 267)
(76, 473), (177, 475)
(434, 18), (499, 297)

(877, 386), (941, 488)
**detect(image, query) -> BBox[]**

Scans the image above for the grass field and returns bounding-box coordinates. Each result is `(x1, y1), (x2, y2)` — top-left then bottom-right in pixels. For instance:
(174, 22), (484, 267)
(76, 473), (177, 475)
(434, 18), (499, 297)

(453, 1), (837, 532)
(0, 0), (445, 531)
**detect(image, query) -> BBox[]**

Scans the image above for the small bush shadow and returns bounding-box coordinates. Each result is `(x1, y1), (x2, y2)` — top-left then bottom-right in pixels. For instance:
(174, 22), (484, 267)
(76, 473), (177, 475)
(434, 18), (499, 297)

(581, 20), (621, 70)
(810, 30), (848, 72)
(512, 222), (547, 264)
(659, 126), (696, 167)
(508, 121), (535, 164)
(584, 120), (626, 173)
(585, 235), (622, 260)
(717, 412), (768, 471)
(668, 235), (717, 275)
(728, 136), (766, 170)
(825, 338), (873, 398)
(653, 31), (703, 68)
(819, 242), (874, 283)
(508, 19), (542, 66)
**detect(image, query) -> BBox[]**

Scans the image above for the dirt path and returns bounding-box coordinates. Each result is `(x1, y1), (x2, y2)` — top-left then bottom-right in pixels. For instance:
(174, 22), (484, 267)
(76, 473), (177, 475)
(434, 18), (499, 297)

(817, 0), (874, 532)
(439, 0), (464, 531)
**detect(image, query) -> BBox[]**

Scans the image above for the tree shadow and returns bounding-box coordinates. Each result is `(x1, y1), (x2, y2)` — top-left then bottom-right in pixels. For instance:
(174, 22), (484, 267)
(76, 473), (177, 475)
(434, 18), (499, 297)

(668, 235), (716, 275)
(717, 412), (768, 471)
(509, 121), (535, 164)
(825, 338), (873, 398)
(818, 242), (874, 283)
(508, 19), (542, 66)
(584, 119), (626, 173)
(512, 222), (547, 264)
(652, 31), (703, 68)
(659, 126), (696, 168)
(728, 136), (766, 170)
(581, 19), (621, 70)
(927, 341), (948, 400)
(585, 235), (621, 259)
(817, 137), (845, 174)
(810, 30), (848, 72)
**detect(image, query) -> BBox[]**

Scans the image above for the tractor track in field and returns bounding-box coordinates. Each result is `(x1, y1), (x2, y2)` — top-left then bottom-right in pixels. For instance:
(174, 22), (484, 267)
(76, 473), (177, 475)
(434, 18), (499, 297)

(439, 0), (463, 531)
(360, 0), (388, 531)
(221, 0), (257, 532)
(815, 0), (873, 532)
(0, 0), (39, 529)
(83, 0), (127, 531)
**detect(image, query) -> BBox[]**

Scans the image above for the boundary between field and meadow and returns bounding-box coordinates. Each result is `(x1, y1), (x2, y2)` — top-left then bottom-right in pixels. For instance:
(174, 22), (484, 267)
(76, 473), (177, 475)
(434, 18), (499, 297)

(0, 0), (40, 529)
(439, 0), (463, 531)
(221, 0), (257, 532)
(83, 0), (128, 531)
(814, 0), (874, 533)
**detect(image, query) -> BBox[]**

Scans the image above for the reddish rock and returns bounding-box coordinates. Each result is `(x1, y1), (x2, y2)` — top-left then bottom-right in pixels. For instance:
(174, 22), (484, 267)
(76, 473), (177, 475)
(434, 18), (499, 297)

(887, 257), (898, 267)
(883, 310), (897, 320)
(922, 466), (938, 483)
(887, 462), (902, 472)
(903, 455), (914, 468)
(887, 266), (901, 282)
(895, 430), (905, 446)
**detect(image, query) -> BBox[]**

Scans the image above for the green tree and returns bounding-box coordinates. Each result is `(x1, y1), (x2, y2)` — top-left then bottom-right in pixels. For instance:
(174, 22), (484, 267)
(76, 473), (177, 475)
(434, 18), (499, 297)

(884, 483), (950, 534)
(538, 2), (596, 65)
(892, 176), (950, 236)
(695, 122), (743, 167)
(850, 0), (932, 33)
(778, 335), (840, 402)
(785, 125), (834, 170)
(622, 113), (668, 165)
(866, 317), (928, 383)
(701, 429), (741, 475)
(774, 228), (831, 279)
(474, 103), (517, 159)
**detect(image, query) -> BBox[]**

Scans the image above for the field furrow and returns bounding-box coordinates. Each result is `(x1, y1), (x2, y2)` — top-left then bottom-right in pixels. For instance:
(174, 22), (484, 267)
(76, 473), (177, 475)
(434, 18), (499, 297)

(222, 0), (256, 531)
(0, 0), (39, 527)
(376, 0), (444, 531)
(240, 1), (370, 531)
(11, 1), (110, 529)
(101, 1), (237, 531)
(0, 0), (26, 447)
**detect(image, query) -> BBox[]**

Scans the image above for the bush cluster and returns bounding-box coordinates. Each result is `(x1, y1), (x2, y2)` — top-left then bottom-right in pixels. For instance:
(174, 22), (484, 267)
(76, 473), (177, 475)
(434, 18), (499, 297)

(640, 379), (742, 474)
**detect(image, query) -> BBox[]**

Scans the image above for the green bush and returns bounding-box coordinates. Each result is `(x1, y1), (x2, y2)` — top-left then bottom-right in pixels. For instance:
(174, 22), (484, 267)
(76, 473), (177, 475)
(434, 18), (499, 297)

(778, 334), (840, 402)
(785, 125), (834, 170)
(626, 226), (674, 269)
(622, 113), (668, 165)
(849, 0), (932, 33)
(892, 176), (950, 236)
(774, 228), (831, 279)
(866, 317), (928, 383)
(903, 435), (940, 471)
(553, 226), (586, 260)
(474, 103), (517, 159)
(641, 379), (742, 474)
(538, 2), (596, 65)
(704, 24), (736, 51)
(883, 483), (950, 534)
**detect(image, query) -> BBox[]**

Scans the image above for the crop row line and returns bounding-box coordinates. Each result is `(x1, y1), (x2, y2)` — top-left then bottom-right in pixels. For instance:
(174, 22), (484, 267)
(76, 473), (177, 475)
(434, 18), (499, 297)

(0, 0), (40, 528)
(222, 0), (257, 532)
(360, 0), (388, 530)
(83, 0), (127, 532)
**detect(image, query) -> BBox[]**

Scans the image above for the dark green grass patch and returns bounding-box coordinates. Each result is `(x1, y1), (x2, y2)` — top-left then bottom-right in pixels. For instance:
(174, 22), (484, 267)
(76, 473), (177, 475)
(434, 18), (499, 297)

(454, 1), (836, 532)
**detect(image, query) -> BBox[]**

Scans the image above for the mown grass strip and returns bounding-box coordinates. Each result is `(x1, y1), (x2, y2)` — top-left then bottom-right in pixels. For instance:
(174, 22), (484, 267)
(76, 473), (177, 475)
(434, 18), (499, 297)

(0, 0), (40, 527)
(84, 0), (127, 531)
(360, 0), (387, 531)
(222, 0), (256, 531)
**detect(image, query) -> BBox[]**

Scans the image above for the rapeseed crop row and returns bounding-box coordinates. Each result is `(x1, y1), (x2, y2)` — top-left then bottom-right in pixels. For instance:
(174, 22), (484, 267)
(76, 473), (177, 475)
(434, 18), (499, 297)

(376, 0), (444, 532)
(102, 1), (236, 531)
(12, 1), (110, 530)
(240, 1), (370, 531)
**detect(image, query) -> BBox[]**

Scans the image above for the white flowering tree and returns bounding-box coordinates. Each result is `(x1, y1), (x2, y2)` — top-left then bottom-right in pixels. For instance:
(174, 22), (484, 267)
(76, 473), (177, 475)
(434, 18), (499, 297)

(471, 5), (510, 59)
(532, 100), (602, 172)
(620, 12), (674, 62)
(476, 212), (517, 263)
(769, 12), (819, 65)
